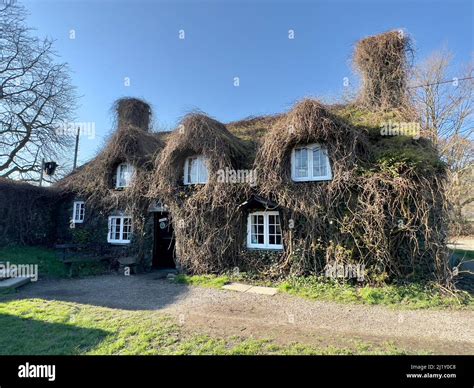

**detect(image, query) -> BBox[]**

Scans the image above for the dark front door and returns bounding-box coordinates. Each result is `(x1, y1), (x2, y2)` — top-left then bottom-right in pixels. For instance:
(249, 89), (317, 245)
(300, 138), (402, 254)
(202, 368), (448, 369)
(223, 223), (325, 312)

(152, 213), (175, 269)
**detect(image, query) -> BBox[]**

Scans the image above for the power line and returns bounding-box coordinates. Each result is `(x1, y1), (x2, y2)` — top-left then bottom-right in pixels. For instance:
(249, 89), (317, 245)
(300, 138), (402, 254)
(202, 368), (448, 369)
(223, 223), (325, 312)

(408, 76), (474, 89)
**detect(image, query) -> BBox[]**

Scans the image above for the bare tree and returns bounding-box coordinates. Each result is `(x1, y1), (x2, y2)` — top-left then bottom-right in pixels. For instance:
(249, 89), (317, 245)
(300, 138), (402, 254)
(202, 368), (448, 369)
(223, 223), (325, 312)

(0, 3), (77, 182)
(411, 49), (474, 232)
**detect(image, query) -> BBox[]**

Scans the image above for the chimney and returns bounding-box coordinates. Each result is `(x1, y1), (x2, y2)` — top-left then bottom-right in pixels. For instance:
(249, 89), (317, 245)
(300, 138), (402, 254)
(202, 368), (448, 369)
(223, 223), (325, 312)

(354, 30), (412, 110)
(115, 98), (151, 131)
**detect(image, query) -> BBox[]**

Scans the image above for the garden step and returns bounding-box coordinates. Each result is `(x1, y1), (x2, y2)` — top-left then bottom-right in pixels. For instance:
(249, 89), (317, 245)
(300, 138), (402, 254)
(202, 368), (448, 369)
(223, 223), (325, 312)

(0, 276), (31, 289)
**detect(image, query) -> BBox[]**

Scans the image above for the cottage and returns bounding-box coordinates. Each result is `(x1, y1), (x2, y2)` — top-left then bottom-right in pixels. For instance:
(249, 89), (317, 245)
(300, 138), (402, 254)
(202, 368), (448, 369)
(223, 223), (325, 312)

(0, 31), (449, 282)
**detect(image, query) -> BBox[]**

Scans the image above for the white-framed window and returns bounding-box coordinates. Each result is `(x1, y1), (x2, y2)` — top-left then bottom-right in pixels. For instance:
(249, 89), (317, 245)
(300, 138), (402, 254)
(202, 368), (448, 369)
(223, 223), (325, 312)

(116, 163), (135, 188)
(291, 143), (332, 181)
(247, 211), (283, 250)
(107, 216), (132, 244)
(184, 155), (208, 185)
(72, 201), (85, 223)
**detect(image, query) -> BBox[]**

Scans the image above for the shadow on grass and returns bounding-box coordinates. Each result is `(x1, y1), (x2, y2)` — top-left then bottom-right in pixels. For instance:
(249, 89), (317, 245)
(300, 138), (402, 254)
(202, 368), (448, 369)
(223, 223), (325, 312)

(1, 273), (191, 312)
(0, 312), (109, 355)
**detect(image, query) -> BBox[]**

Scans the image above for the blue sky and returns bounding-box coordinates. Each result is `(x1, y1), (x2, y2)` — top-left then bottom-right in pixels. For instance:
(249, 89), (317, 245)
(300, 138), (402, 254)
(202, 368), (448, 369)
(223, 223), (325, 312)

(22, 0), (473, 165)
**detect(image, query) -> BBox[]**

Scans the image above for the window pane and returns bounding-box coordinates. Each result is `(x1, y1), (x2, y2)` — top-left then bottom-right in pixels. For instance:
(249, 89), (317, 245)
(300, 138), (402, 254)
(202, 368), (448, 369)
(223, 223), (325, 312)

(119, 165), (126, 186)
(123, 217), (132, 240)
(268, 213), (282, 247)
(312, 148), (327, 177)
(109, 218), (115, 240)
(198, 157), (208, 183)
(118, 164), (134, 187)
(294, 148), (309, 178)
(114, 218), (121, 240)
(189, 157), (199, 183)
(250, 214), (265, 245)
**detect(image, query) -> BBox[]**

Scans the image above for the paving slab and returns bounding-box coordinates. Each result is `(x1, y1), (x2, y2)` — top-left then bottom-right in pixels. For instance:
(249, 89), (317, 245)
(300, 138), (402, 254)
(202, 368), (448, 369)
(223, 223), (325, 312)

(222, 283), (278, 295)
(222, 283), (253, 292)
(246, 286), (278, 296)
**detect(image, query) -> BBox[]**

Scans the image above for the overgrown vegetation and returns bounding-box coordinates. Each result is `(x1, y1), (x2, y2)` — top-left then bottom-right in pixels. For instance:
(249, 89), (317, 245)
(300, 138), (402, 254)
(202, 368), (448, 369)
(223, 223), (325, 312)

(149, 113), (252, 273)
(0, 298), (411, 355)
(353, 30), (412, 109)
(0, 178), (59, 246)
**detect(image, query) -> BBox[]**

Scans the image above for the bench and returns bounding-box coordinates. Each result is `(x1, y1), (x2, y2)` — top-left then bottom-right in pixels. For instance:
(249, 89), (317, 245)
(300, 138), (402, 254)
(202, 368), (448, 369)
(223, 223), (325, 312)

(54, 243), (118, 277)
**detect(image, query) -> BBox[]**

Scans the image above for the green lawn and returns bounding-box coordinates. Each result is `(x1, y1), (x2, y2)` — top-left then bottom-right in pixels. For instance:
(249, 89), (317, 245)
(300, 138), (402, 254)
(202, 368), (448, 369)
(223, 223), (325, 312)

(0, 298), (410, 355)
(0, 246), (108, 279)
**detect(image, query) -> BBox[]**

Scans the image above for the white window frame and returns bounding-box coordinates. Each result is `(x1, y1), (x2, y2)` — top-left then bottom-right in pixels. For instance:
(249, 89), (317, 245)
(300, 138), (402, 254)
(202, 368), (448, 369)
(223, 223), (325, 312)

(72, 201), (85, 223)
(116, 163), (135, 188)
(247, 211), (283, 250)
(183, 155), (208, 185)
(107, 215), (132, 244)
(291, 143), (332, 182)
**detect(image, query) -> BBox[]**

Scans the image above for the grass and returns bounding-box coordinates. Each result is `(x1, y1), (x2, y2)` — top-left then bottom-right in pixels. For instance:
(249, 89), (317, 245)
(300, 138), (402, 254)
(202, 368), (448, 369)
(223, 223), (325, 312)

(174, 274), (230, 288)
(0, 246), (108, 279)
(174, 273), (474, 310)
(0, 298), (409, 355)
(279, 276), (474, 310)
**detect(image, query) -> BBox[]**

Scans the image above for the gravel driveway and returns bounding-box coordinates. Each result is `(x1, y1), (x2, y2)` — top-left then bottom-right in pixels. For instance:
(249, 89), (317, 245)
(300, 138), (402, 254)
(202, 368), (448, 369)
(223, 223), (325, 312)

(8, 273), (474, 354)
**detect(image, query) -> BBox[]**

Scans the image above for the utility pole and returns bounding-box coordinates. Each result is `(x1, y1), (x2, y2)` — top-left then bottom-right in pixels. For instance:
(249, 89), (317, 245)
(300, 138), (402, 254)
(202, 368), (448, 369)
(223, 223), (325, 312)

(73, 126), (80, 170)
(39, 158), (45, 187)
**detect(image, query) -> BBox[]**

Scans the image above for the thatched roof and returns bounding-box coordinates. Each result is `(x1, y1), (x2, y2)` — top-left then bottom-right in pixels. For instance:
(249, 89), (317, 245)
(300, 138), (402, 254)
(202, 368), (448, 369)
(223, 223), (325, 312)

(57, 98), (164, 215)
(150, 112), (251, 197)
(255, 99), (367, 191)
(226, 115), (282, 142)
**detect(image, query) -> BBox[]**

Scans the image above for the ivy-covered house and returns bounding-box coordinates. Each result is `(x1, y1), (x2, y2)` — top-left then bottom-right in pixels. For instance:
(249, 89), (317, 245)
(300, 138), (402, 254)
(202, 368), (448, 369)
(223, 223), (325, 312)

(0, 31), (449, 281)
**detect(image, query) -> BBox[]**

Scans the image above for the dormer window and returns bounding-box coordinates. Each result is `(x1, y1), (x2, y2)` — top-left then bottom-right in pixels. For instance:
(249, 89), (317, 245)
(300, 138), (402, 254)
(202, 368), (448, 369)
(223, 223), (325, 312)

(291, 143), (332, 182)
(116, 163), (134, 188)
(184, 155), (208, 185)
